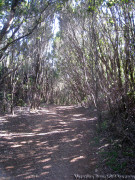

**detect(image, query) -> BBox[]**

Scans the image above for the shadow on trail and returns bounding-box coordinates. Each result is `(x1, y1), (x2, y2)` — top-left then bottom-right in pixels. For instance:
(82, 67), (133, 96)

(0, 106), (97, 180)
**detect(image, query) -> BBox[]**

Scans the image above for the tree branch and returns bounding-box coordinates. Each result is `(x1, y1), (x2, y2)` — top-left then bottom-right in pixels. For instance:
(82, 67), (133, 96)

(0, 0), (21, 43)
(0, 2), (51, 60)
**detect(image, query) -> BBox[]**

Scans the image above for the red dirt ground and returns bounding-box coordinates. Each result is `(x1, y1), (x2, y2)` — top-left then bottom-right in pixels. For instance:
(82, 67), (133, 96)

(0, 105), (98, 180)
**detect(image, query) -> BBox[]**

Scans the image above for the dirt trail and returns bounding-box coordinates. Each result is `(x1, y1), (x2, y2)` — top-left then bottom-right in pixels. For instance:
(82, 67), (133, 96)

(0, 105), (98, 180)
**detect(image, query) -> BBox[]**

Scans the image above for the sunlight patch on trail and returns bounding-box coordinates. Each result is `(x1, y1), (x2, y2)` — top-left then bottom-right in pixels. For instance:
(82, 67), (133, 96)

(0, 129), (69, 138)
(0, 117), (8, 125)
(70, 156), (85, 163)
(73, 114), (83, 117)
(71, 117), (97, 122)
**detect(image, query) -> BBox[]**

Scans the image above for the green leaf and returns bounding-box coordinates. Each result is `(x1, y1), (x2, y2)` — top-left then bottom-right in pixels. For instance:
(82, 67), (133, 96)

(109, 18), (114, 24)
(36, 37), (40, 40)
(87, 5), (96, 13)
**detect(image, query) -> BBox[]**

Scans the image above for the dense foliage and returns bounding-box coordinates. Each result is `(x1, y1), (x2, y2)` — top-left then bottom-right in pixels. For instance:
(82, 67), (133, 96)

(0, 0), (135, 143)
(54, 0), (135, 142)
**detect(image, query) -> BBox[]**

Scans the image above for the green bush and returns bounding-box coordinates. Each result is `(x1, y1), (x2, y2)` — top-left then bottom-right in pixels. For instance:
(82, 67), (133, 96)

(18, 99), (25, 106)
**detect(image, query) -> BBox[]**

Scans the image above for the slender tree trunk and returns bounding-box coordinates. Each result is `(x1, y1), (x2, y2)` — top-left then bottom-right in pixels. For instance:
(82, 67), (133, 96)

(11, 80), (15, 115)
(92, 10), (102, 130)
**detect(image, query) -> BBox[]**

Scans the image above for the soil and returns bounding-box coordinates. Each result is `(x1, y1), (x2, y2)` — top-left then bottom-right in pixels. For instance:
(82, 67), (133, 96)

(0, 105), (98, 180)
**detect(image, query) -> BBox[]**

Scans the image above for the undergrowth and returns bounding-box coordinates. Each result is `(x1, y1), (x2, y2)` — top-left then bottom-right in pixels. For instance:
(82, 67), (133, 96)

(92, 105), (135, 175)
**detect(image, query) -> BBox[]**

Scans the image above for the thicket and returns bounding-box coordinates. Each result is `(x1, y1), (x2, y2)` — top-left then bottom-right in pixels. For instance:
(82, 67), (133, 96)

(0, 0), (135, 144)
(54, 0), (135, 145)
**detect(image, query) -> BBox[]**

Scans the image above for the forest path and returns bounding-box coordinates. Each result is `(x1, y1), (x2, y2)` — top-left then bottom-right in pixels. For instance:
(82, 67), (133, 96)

(0, 105), (98, 180)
